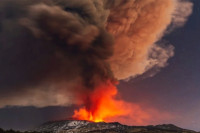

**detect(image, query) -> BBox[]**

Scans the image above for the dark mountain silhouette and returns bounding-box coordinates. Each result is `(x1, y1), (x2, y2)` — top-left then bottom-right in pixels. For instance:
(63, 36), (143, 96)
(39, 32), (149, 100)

(31, 120), (199, 133)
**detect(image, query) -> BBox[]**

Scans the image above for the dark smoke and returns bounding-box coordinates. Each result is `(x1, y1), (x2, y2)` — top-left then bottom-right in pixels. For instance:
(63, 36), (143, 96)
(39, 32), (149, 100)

(0, 0), (116, 107)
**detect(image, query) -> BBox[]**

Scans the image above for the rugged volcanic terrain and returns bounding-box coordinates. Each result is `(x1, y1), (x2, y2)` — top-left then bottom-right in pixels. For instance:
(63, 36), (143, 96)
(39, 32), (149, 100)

(33, 120), (199, 133)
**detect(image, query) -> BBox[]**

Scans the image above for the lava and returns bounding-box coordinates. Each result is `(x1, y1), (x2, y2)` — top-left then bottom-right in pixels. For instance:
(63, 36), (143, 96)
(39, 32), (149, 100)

(73, 81), (130, 122)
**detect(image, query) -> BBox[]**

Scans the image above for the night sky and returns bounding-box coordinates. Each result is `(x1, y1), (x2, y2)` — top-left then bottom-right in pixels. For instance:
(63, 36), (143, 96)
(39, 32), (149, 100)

(120, 0), (200, 130)
(0, 0), (200, 131)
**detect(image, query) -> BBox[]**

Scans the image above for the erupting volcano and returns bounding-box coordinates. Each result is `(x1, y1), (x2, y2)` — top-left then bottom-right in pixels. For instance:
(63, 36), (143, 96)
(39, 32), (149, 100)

(0, 0), (193, 127)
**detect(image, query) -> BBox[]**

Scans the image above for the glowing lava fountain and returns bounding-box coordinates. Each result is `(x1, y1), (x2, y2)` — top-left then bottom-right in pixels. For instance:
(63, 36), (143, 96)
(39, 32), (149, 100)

(73, 81), (130, 122)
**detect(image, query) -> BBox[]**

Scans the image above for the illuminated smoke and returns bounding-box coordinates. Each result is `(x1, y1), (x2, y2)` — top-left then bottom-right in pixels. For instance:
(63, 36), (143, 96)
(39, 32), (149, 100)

(107, 0), (192, 80)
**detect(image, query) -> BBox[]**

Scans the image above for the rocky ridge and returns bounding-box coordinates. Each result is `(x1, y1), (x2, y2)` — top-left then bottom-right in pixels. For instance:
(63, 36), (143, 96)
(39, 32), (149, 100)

(33, 120), (199, 133)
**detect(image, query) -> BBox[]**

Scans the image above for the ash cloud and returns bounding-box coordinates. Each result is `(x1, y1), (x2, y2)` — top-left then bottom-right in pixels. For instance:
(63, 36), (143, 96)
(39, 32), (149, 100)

(107, 0), (193, 80)
(0, 0), (193, 107)
(0, 0), (114, 107)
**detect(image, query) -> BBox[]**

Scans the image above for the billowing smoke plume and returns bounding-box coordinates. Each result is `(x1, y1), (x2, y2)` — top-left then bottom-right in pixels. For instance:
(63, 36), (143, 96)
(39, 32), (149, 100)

(0, 0), (193, 108)
(107, 0), (192, 80)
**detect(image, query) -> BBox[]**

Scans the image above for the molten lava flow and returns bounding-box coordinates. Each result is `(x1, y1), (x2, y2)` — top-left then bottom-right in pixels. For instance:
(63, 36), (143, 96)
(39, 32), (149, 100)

(73, 81), (130, 122)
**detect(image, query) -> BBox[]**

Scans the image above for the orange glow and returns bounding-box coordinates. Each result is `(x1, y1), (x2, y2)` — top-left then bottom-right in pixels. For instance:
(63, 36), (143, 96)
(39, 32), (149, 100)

(73, 81), (130, 122)
(72, 81), (171, 125)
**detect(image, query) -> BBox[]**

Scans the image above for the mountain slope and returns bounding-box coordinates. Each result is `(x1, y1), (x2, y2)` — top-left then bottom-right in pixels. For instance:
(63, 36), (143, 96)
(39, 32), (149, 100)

(33, 120), (199, 133)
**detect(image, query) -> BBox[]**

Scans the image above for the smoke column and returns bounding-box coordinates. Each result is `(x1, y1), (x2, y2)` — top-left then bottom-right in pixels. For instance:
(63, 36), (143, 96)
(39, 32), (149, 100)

(0, 0), (193, 124)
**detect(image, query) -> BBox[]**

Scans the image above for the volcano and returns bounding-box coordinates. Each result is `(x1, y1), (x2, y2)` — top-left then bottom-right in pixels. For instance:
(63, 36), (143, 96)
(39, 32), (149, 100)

(33, 120), (198, 133)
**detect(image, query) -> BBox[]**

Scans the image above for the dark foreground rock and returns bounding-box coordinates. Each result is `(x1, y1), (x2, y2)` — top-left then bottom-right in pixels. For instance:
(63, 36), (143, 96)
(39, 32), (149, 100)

(32, 120), (199, 133)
